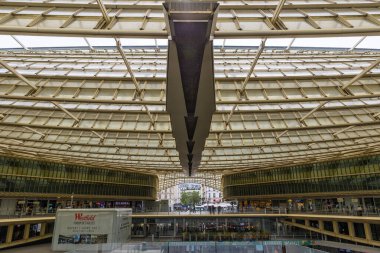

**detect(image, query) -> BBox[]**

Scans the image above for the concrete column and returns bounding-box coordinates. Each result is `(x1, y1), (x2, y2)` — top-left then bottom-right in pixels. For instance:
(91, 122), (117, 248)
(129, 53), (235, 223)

(318, 220), (324, 230)
(364, 223), (373, 241)
(40, 223), (46, 236)
(23, 224), (30, 240)
(333, 221), (339, 234)
(6, 224), (14, 243)
(347, 222), (355, 237)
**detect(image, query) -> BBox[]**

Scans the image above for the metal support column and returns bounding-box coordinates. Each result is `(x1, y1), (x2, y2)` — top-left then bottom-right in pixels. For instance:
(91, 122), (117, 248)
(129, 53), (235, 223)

(348, 221), (355, 237)
(40, 223), (46, 236)
(6, 224), (14, 243)
(23, 224), (30, 240)
(333, 221), (339, 234)
(364, 223), (373, 241)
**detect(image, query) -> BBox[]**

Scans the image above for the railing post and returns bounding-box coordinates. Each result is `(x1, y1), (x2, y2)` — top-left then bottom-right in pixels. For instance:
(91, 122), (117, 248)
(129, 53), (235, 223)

(332, 221), (339, 234)
(6, 224), (14, 243)
(364, 223), (373, 241)
(40, 223), (46, 236)
(23, 223), (30, 240)
(347, 221), (355, 238)
(318, 220), (324, 231)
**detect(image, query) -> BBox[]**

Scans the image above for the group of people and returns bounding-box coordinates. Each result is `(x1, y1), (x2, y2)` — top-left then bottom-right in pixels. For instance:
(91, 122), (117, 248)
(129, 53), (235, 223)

(342, 205), (364, 216)
(207, 205), (223, 214)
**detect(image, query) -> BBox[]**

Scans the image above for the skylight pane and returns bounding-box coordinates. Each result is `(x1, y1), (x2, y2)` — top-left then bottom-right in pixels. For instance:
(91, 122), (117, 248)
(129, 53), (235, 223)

(16, 36), (87, 48)
(84, 38), (115, 47)
(120, 38), (167, 47)
(0, 35), (21, 49)
(266, 38), (293, 47)
(292, 37), (359, 49)
(357, 36), (380, 49)
(223, 39), (262, 47)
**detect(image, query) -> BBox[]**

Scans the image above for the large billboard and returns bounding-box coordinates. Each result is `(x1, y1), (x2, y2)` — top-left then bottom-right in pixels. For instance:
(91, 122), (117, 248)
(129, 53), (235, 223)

(52, 208), (131, 251)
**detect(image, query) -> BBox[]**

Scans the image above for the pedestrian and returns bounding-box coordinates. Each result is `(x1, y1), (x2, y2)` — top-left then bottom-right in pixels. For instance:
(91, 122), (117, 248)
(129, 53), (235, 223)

(357, 206), (363, 216)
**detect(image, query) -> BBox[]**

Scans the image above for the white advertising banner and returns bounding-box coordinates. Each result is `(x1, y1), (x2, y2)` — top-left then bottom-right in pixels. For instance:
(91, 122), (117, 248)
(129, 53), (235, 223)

(52, 208), (132, 252)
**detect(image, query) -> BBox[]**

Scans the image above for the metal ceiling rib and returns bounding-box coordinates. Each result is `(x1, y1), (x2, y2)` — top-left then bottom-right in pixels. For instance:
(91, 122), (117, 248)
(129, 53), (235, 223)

(0, 0), (379, 188)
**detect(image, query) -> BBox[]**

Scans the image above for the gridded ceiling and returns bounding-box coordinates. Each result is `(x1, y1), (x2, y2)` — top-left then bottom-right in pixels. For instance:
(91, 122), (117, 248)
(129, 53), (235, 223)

(0, 0), (380, 190)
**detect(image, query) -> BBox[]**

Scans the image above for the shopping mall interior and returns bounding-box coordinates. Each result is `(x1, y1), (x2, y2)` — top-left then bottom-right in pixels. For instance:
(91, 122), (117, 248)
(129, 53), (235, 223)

(0, 0), (380, 252)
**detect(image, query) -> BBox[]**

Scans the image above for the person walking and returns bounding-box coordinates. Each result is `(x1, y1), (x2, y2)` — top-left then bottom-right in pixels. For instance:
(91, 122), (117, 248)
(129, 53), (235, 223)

(357, 206), (363, 216)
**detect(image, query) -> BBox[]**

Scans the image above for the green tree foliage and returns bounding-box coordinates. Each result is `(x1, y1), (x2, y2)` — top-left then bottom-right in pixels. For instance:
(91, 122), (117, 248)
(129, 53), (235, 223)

(180, 191), (201, 206)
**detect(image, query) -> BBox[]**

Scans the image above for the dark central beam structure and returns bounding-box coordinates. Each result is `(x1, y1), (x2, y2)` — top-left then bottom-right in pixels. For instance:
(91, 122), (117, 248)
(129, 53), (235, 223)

(164, 1), (218, 176)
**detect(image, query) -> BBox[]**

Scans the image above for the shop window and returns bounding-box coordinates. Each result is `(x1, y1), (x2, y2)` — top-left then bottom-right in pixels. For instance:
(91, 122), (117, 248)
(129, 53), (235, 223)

(338, 222), (349, 235)
(0, 226), (7, 243)
(29, 223), (41, 238)
(12, 224), (25, 241)
(354, 223), (365, 238)
(323, 221), (333, 232)
(371, 224), (380, 241)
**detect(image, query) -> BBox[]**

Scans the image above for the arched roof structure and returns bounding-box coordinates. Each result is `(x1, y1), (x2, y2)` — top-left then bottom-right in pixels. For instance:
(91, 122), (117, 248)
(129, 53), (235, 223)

(1, 0), (380, 190)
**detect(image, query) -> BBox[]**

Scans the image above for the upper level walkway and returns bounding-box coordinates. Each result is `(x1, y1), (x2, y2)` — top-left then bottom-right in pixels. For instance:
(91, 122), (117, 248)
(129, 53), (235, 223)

(1, 212), (380, 249)
(2, 207), (380, 219)
(2, 212), (380, 223)
(1, 210), (380, 221)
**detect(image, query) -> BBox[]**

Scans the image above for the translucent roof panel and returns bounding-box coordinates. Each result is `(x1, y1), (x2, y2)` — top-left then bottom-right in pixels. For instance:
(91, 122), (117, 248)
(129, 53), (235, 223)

(356, 37), (380, 49)
(214, 37), (380, 50)
(0, 35), (22, 49)
(0, 36), (168, 49)
(1, 36), (379, 50)
(1, 0), (380, 175)
(16, 36), (88, 48)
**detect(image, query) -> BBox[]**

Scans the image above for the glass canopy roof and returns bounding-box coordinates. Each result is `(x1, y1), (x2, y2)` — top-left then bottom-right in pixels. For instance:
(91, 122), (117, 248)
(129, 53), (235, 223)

(0, 0), (380, 190)
(1, 36), (380, 50)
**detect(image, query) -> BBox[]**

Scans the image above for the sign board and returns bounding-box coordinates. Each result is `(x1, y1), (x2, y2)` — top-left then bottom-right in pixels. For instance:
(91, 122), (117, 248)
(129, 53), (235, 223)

(52, 208), (131, 252)
(179, 183), (201, 191)
(337, 198), (344, 203)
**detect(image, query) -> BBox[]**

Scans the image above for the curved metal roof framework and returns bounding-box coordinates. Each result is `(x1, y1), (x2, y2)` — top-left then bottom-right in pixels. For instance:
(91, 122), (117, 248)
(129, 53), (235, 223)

(159, 172), (221, 191)
(1, 0), (380, 190)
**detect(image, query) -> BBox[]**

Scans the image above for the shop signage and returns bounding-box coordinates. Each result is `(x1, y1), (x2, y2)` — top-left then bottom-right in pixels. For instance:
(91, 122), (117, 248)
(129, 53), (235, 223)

(52, 208), (132, 252)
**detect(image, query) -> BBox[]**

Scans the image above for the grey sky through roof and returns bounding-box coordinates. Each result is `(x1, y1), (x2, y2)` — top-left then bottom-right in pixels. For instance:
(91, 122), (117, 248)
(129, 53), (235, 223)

(1, 36), (380, 49)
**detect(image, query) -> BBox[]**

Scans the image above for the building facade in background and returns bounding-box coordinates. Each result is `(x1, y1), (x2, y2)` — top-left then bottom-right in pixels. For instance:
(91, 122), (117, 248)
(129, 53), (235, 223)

(159, 183), (222, 210)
